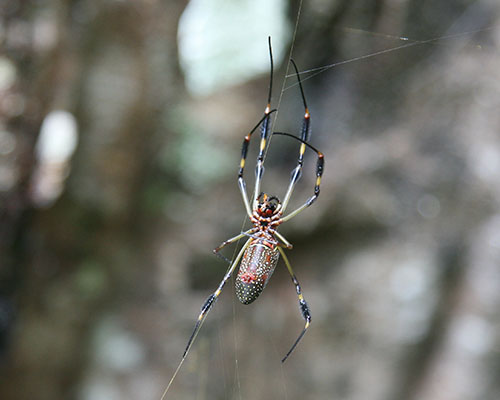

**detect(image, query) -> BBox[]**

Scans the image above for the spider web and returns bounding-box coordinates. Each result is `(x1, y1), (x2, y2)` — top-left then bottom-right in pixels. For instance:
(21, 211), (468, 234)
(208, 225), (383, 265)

(159, 3), (305, 398)
(227, 2), (305, 398)
(160, 3), (495, 398)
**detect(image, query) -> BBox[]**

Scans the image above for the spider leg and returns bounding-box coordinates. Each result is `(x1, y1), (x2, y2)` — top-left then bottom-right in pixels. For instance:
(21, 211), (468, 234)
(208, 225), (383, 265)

(213, 228), (257, 263)
(238, 38), (276, 216)
(273, 132), (324, 223)
(282, 60), (311, 212)
(277, 246), (311, 362)
(273, 230), (293, 249)
(238, 111), (274, 217)
(252, 107), (272, 207)
(183, 238), (252, 358)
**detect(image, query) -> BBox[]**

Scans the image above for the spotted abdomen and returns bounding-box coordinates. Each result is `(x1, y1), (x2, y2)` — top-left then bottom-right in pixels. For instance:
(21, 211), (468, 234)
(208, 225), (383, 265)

(235, 240), (279, 304)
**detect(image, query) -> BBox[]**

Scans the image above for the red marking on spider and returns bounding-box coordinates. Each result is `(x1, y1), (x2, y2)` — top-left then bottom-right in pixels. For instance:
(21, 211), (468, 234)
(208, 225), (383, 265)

(240, 272), (256, 283)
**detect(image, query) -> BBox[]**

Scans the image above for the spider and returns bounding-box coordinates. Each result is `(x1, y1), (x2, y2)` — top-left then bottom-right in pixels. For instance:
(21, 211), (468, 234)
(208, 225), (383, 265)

(183, 38), (324, 363)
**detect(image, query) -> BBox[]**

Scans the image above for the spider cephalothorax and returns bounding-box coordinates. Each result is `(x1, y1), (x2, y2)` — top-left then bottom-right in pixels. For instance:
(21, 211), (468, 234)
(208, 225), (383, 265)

(255, 193), (282, 217)
(251, 193), (283, 232)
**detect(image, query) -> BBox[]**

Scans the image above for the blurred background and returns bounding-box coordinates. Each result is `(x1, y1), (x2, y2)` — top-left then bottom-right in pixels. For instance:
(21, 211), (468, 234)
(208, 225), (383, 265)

(1, 1), (500, 399)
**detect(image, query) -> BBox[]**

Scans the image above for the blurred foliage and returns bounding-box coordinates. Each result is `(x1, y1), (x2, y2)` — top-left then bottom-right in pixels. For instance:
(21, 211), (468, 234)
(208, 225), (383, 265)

(1, 1), (500, 400)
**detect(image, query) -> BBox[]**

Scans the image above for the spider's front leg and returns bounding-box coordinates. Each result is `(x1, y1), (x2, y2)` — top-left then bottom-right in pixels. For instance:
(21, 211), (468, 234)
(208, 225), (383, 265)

(238, 37), (276, 218)
(281, 148), (324, 223)
(271, 130), (324, 223)
(238, 109), (275, 218)
(278, 59), (325, 221)
(281, 60), (311, 212)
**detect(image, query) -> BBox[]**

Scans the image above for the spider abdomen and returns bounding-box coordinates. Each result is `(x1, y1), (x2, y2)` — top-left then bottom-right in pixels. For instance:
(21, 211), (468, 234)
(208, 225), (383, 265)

(235, 240), (279, 304)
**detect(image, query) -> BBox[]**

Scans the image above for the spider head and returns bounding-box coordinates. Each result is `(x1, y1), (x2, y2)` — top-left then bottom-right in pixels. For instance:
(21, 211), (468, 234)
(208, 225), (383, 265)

(256, 193), (281, 217)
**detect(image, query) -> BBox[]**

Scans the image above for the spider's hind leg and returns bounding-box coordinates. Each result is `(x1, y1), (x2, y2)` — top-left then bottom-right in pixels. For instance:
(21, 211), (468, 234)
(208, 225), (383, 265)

(183, 238), (252, 358)
(277, 246), (311, 363)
